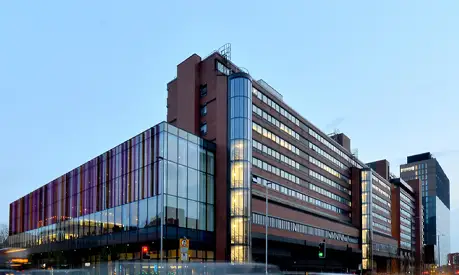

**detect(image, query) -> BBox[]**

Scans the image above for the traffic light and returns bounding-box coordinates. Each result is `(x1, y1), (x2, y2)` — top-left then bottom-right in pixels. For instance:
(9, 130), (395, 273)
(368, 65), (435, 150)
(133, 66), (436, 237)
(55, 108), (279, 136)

(142, 246), (150, 259)
(318, 242), (326, 258)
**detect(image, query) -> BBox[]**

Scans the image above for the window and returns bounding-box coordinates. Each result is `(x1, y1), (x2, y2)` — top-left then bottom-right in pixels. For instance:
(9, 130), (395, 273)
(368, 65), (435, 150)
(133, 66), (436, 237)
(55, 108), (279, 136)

(253, 176), (349, 215)
(200, 84), (207, 97)
(252, 122), (299, 155)
(200, 123), (207, 136)
(252, 104), (299, 140)
(200, 105), (207, 116)
(251, 213), (358, 244)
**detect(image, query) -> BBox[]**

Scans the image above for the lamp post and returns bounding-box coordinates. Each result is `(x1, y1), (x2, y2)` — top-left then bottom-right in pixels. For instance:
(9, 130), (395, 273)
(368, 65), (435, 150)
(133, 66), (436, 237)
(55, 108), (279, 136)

(265, 181), (272, 275)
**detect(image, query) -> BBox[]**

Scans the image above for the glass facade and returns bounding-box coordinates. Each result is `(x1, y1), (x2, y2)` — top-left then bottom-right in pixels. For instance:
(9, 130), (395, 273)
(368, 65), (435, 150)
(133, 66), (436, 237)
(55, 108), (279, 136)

(228, 73), (252, 263)
(361, 169), (373, 271)
(400, 158), (450, 265)
(436, 196), (450, 265)
(8, 123), (216, 261)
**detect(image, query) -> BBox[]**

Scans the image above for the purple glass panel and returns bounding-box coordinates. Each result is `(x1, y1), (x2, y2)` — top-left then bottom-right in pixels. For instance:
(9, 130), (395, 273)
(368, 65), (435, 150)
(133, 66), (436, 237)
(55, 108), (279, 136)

(11, 202), (15, 234)
(25, 195), (29, 232)
(9, 203), (12, 235)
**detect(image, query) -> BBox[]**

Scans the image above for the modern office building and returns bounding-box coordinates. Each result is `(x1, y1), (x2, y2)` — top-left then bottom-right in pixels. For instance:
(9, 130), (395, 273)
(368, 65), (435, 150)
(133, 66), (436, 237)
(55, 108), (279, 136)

(400, 152), (450, 266)
(8, 45), (426, 273)
(166, 46), (424, 273)
(390, 177), (423, 274)
(9, 122), (217, 268)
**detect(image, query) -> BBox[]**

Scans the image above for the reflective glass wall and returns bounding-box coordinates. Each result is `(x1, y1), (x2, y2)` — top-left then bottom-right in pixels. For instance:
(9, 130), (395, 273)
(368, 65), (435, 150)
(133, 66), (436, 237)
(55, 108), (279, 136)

(361, 169), (373, 271)
(228, 73), (253, 263)
(8, 123), (216, 251)
(436, 196), (450, 266)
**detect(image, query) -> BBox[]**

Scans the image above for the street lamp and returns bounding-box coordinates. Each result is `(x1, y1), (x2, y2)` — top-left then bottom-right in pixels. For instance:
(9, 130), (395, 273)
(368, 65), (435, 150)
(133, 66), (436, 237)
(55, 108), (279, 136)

(265, 181), (272, 275)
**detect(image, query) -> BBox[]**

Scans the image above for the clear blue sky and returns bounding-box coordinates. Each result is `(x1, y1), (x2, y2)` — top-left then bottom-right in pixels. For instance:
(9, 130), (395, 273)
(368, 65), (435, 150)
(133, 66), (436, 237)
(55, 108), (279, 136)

(1, 1), (458, 251)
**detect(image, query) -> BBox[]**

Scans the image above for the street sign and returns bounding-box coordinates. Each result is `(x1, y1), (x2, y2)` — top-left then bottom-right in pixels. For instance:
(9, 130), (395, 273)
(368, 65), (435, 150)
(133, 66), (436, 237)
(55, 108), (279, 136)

(180, 237), (190, 261)
(180, 252), (188, 262)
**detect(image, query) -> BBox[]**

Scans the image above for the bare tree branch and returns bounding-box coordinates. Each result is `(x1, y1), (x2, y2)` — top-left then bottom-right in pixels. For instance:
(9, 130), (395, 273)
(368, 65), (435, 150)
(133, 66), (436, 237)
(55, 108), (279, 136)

(0, 224), (8, 246)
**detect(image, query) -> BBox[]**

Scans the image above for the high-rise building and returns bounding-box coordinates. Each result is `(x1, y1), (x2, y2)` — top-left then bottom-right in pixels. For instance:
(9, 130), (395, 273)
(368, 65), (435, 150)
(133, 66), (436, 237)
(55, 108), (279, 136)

(7, 46), (426, 273)
(400, 152), (450, 266)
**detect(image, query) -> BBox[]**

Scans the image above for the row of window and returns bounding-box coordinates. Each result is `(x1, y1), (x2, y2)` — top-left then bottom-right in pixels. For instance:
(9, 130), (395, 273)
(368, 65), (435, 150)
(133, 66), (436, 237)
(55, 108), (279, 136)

(9, 196), (215, 248)
(372, 175), (391, 192)
(373, 211), (391, 224)
(216, 61), (231, 76)
(164, 161), (214, 204)
(252, 104), (299, 140)
(372, 194), (390, 207)
(309, 156), (348, 181)
(309, 143), (346, 170)
(401, 208), (412, 218)
(373, 242), (398, 254)
(253, 87), (362, 173)
(252, 213), (358, 243)
(401, 223), (411, 234)
(401, 232), (411, 241)
(401, 215), (411, 225)
(308, 129), (362, 169)
(400, 197), (414, 211)
(252, 140), (300, 170)
(373, 221), (391, 233)
(373, 184), (390, 200)
(373, 203), (390, 215)
(252, 157), (300, 185)
(252, 88), (300, 126)
(253, 176), (348, 215)
(252, 122), (300, 155)
(309, 170), (350, 195)
(401, 241), (411, 250)
(309, 183), (351, 206)
(400, 192), (413, 205)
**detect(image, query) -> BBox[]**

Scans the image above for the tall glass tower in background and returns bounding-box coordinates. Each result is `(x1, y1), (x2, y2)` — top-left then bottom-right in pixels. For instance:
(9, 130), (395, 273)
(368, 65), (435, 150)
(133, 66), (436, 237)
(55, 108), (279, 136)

(400, 152), (450, 266)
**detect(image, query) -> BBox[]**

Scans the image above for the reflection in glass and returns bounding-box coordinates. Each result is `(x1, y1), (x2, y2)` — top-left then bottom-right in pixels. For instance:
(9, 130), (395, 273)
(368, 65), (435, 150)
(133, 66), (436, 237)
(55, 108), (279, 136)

(167, 161), (178, 196)
(106, 208), (113, 233)
(198, 172), (206, 203)
(138, 199), (148, 228)
(199, 147), (206, 172)
(166, 195), (177, 225)
(178, 165), (187, 198)
(188, 168), (198, 200)
(147, 197), (157, 227)
(178, 138), (187, 165)
(187, 200), (197, 229)
(178, 198), (187, 228)
(168, 134), (178, 163)
(207, 205), (214, 232)
(207, 175), (214, 204)
(130, 202), (138, 230)
(198, 203), (206, 230)
(122, 204), (129, 231)
(207, 151), (215, 175)
(188, 143), (198, 169)
(114, 206), (122, 232)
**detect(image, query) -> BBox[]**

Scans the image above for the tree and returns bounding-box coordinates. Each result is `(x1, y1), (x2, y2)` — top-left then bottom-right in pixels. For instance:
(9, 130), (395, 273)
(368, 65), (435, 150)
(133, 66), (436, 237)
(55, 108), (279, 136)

(0, 224), (8, 247)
